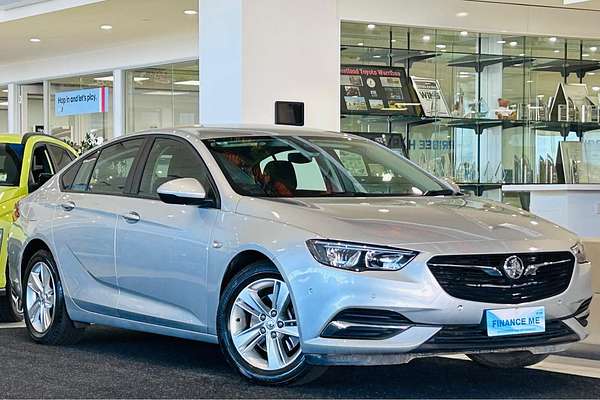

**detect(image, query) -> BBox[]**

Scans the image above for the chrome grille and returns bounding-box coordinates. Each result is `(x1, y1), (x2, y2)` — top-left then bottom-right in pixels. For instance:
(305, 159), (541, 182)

(427, 252), (575, 304)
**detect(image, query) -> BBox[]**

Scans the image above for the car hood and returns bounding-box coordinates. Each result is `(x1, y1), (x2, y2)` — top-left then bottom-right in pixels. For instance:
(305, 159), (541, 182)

(236, 196), (578, 252)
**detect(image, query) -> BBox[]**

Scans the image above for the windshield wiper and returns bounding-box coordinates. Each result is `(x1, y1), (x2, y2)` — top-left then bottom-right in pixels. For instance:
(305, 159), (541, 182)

(423, 189), (458, 196)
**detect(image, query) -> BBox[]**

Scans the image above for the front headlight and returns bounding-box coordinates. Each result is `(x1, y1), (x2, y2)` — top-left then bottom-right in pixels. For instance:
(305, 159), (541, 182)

(571, 241), (589, 264)
(306, 240), (418, 272)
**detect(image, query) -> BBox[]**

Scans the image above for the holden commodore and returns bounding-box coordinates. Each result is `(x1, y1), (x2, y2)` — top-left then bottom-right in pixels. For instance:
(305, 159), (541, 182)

(8, 126), (592, 385)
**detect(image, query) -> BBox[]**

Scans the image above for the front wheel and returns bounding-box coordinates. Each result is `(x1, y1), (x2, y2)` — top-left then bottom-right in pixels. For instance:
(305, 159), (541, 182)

(217, 262), (326, 385)
(22, 249), (84, 345)
(468, 351), (549, 368)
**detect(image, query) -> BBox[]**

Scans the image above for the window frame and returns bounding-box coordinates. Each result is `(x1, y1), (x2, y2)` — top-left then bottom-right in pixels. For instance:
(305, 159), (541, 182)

(59, 136), (150, 197)
(129, 134), (221, 208)
(29, 143), (56, 189)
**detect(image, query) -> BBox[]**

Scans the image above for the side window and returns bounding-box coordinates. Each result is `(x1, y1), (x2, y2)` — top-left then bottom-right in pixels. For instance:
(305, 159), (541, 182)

(30, 145), (54, 186)
(47, 144), (75, 171)
(138, 138), (212, 199)
(88, 139), (144, 195)
(61, 161), (81, 190)
(70, 153), (98, 192)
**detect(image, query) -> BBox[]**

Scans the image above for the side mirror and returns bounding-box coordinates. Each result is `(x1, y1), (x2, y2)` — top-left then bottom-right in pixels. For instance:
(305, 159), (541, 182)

(157, 178), (212, 206)
(441, 177), (461, 194)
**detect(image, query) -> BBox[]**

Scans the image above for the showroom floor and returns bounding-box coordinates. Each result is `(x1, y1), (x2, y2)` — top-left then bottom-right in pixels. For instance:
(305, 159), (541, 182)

(1, 325), (599, 399)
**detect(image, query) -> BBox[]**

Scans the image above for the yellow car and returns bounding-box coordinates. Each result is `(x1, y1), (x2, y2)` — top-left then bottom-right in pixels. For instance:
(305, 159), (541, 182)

(0, 133), (77, 322)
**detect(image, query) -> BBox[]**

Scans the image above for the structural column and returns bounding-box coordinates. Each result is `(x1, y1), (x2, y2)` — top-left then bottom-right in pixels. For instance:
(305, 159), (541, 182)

(198, 0), (340, 131)
(112, 69), (126, 137)
(7, 83), (20, 133)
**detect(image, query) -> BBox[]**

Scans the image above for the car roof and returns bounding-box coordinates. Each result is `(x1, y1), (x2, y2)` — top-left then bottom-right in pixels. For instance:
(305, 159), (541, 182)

(0, 132), (73, 147)
(0, 133), (25, 144)
(127, 125), (351, 140)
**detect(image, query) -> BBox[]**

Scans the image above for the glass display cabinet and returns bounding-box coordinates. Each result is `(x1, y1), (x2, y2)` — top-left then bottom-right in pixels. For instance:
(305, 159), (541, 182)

(341, 22), (600, 197)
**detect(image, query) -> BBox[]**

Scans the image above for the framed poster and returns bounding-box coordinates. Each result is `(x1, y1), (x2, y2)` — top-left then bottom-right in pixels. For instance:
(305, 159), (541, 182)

(410, 76), (450, 117)
(340, 65), (419, 115)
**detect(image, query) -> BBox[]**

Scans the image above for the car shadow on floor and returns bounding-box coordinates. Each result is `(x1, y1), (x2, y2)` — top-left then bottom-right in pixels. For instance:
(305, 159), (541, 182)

(3, 326), (599, 399)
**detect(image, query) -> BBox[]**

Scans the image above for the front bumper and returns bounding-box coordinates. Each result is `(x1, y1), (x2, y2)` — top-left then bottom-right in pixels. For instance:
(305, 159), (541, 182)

(284, 248), (593, 366)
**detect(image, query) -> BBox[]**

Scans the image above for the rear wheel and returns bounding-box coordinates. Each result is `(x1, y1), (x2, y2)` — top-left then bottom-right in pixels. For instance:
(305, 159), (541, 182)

(468, 351), (549, 368)
(0, 266), (24, 322)
(22, 249), (84, 345)
(217, 262), (326, 385)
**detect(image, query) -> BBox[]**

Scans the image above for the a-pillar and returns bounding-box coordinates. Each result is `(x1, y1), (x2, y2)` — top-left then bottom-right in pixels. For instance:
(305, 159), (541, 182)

(199, 0), (340, 131)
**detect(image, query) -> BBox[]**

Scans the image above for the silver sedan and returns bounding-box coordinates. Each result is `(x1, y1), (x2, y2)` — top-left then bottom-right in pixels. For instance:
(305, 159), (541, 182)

(8, 126), (592, 385)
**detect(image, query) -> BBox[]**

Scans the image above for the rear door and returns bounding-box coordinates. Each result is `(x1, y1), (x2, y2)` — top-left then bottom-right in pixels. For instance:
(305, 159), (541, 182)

(114, 135), (219, 333)
(52, 138), (145, 316)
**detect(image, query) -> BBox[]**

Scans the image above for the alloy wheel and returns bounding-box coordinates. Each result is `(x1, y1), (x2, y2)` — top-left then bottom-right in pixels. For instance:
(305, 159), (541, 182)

(229, 278), (301, 371)
(26, 261), (56, 333)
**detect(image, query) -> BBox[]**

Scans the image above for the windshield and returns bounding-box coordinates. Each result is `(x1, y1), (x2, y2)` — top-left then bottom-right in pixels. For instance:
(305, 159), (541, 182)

(204, 135), (451, 198)
(0, 143), (24, 187)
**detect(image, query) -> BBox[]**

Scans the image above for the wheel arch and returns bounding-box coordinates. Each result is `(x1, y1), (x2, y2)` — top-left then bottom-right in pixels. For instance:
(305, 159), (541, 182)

(20, 238), (52, 283)
(219, 249), (277, 296)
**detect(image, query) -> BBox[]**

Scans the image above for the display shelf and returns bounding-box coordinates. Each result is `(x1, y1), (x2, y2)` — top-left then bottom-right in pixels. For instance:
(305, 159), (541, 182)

(340, 22), (600, 189)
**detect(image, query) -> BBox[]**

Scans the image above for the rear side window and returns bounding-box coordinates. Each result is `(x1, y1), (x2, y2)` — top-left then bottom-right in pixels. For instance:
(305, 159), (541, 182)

(48, 144), (75, 171)
(88, 139), (144, 195)
(61, 161), (81, 190)
(0, 143), (24, 186)
(69, 153), (99, 192)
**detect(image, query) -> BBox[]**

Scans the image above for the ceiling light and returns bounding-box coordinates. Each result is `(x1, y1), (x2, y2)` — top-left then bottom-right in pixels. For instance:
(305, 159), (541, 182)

(100, 24), (113, 30)
(588, 72), (596, 75)
(0, 102), (8, 106)
(183, 9), (198, 15)
(460, 31), (469, 37)
(422, 35), (431, 42)
(373, 55), (382, 58)
(367, 24), (376, 29)
(94, 76), (113, 82)
(554, 49), (560, 53)
(174, 80), (200, 86)
(549, 37), (557, 42)
(2, 89), (7, 93)
(593, 86), (600, 92)
(591, 46), (598, 52)
(440, 49), (447, 52)
(391, 39), (396, 43)
(497, 40), (506, 44)
(583, 53), (590, 57)
(519, 53), (526, 56)
(436, 44), (446, 49)
(509, 41), (518, 47)
(134, 77), (150, 82)
(357, 42), (364, 46)
(456, 12), (468, 17)
(29, 37), (41, 43)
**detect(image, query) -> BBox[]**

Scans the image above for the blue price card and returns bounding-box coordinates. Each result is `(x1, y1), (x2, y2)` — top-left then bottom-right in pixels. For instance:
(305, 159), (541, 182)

(486, 306), (545, 337)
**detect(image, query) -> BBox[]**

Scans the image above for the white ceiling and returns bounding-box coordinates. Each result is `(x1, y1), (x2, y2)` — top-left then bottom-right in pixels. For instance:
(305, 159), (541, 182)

(0, 0), (198, 64)
(0, 0), (48, 11)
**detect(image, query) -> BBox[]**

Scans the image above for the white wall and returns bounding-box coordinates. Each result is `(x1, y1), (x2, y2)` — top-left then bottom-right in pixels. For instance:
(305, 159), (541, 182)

(200, 0), (340, 131)
(337, 0), (600, 39)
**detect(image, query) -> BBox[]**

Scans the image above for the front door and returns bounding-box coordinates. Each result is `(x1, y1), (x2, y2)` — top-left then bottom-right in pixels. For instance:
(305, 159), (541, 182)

(115, 137), (219, 333)
(53, 139), (144, 315)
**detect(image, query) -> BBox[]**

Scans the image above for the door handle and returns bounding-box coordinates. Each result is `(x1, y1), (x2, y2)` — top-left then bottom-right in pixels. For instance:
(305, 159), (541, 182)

(122, 211), (141, 223)
(60, 201), (76, 211)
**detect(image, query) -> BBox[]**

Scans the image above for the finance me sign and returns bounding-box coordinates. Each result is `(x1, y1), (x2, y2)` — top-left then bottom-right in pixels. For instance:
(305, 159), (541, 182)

(55, 87), (109, 117)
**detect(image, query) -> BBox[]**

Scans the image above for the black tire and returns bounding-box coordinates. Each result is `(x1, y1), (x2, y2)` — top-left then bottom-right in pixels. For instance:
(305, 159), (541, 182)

(0, 265), (24, 322)
(217, 261), (327, 385)
(22, 249), (84, 345)
(468, 351), (549, 368)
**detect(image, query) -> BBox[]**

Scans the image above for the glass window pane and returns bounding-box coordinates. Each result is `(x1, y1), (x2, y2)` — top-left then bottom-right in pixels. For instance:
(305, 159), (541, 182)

(48, 73), (113, 143)
(48, 145), (74, 171)
(138, 138), (211, 198)
(71, 154), (98, 192)
(89, 139), (143, 195)
(126, 61), (199, 132)
(341, 22), (390, 49)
